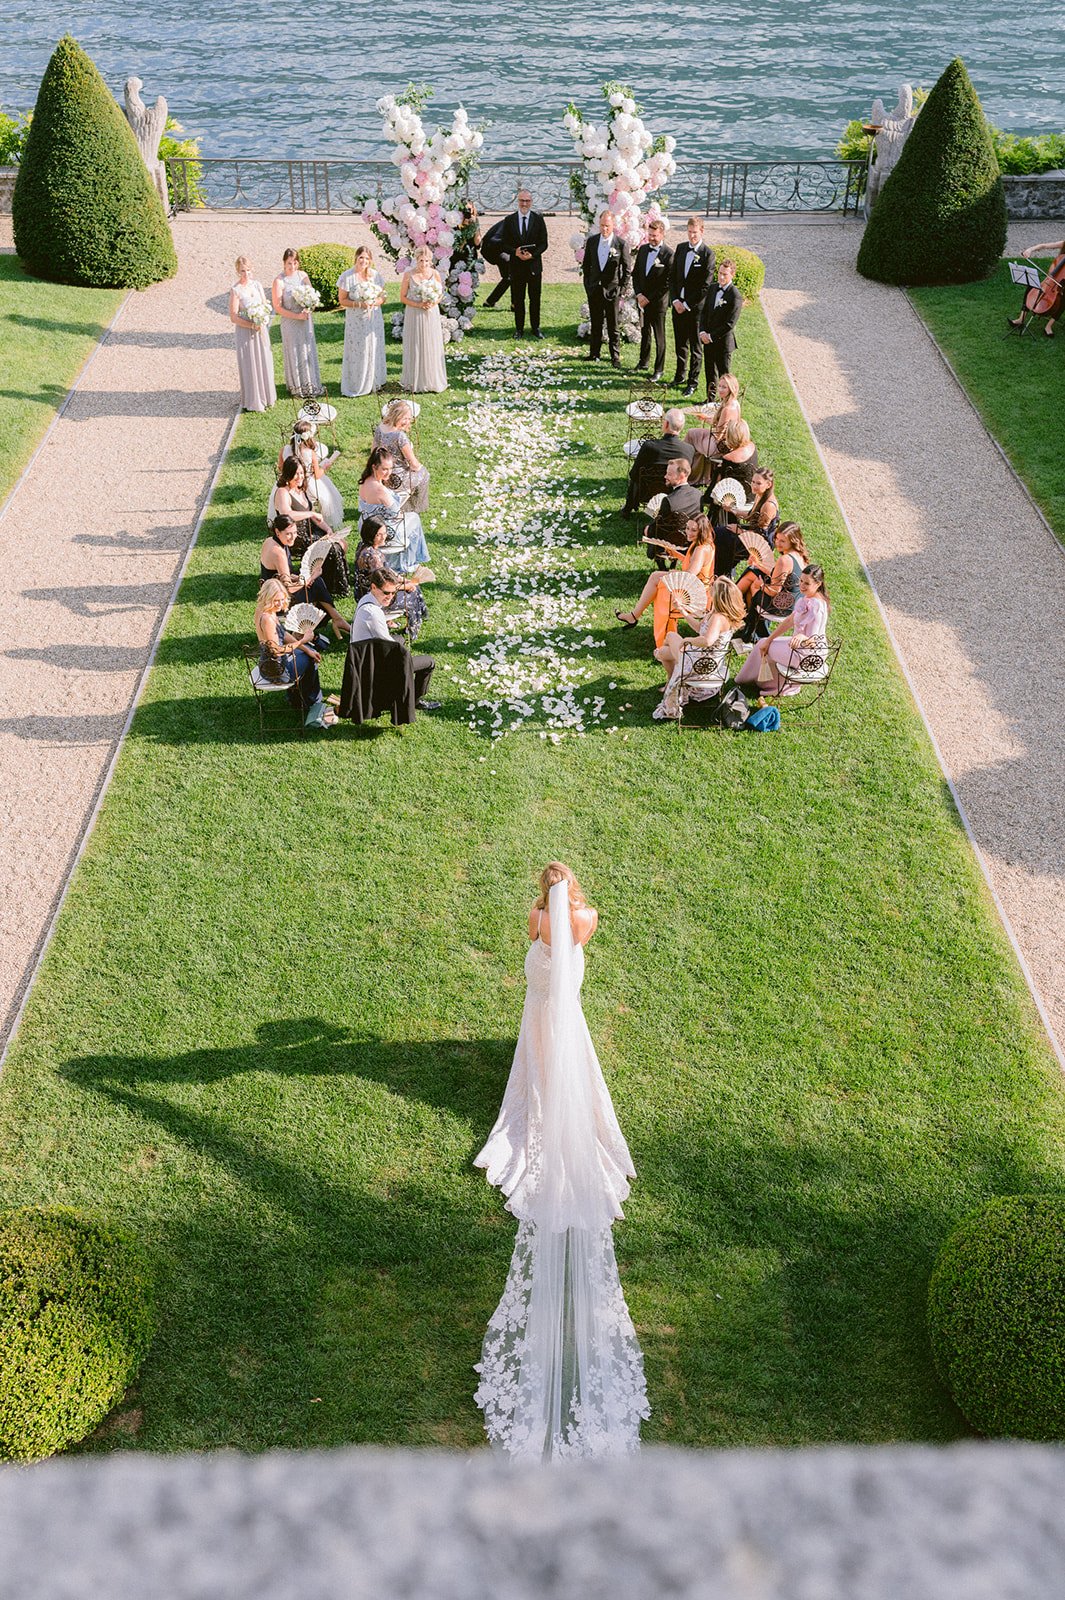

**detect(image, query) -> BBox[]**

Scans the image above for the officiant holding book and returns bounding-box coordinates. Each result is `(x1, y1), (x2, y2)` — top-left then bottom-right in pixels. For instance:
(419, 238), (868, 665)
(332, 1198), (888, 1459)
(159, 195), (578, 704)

(499, 189), (549, 339)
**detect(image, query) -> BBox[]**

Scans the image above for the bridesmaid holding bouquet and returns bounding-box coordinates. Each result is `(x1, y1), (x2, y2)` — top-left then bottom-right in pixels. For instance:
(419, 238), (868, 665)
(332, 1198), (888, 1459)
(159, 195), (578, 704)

(272, 248), (323, 395)
(400, 245), (448, 394)
(337, 245), (387, 396)
(229, 256), (276, 412)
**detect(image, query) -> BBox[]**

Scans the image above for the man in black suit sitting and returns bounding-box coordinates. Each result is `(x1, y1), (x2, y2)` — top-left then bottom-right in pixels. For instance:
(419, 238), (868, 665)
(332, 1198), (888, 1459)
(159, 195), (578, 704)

(581, 210), (632, 366)
(498, 188), (548, 339)
(697, 258), (743, 399)
(668, 217), (715, 397)
(632, 217), (673, 381)
(642, 457), (702, 568)
(622, 406), (694, 515)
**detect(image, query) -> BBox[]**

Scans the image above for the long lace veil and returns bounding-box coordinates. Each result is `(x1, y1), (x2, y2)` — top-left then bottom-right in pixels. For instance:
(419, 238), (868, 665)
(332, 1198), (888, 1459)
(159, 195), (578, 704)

(475, 881), (648, 1461)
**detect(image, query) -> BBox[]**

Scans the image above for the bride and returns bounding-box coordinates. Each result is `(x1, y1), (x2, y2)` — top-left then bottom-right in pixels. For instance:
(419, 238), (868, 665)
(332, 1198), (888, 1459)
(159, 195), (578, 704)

(474, 862), (649, 1461)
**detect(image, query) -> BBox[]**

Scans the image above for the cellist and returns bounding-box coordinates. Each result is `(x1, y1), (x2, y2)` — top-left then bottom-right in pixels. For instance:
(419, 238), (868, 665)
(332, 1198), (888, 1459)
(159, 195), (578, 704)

(1009, 239), (1065, 338)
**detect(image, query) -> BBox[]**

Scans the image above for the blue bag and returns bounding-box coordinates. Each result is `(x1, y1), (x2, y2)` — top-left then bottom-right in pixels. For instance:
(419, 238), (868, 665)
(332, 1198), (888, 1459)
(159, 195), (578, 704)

(745, 705), (781, 732)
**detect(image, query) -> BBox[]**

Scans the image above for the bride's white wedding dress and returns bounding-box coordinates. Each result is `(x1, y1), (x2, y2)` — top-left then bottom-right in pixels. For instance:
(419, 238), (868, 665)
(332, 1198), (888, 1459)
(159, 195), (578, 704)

(473, 882), (649, 1461)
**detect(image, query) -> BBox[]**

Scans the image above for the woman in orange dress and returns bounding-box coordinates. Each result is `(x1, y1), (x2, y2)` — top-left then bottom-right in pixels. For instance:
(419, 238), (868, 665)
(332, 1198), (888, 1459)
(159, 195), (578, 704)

(614, 515), (715, 647)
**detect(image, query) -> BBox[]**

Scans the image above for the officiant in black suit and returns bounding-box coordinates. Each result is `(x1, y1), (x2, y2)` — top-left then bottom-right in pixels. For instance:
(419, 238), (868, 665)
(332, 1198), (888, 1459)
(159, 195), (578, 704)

(499, 188), (548, 339)
(697, 258), (742, 398)
(669, 217), (714, 396)
(632, 217), (673, 381)
(581, 210), (632, 366)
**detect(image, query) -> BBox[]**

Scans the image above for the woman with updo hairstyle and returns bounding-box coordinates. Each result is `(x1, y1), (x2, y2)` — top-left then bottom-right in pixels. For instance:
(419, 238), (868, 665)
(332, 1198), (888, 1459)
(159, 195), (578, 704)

(400, 243), (448, 393)
(228, 255), (276, 412)
(352, 517), (429, 641)
(373, 397), (430, 512)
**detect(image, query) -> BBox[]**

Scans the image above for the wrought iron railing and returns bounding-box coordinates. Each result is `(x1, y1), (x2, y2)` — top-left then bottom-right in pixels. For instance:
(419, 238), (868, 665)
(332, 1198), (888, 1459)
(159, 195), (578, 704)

(166, 156), (866, 218)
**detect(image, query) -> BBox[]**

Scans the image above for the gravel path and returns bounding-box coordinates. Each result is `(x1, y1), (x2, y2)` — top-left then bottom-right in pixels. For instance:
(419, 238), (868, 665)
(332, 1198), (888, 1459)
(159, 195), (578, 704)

(1, 213), (1061, 1067)
(755, 218), (1065, 1063)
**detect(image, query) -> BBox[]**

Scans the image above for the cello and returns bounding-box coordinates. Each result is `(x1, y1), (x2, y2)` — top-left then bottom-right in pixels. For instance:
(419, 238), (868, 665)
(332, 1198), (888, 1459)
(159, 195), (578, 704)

(1011, 240), (1065, 336)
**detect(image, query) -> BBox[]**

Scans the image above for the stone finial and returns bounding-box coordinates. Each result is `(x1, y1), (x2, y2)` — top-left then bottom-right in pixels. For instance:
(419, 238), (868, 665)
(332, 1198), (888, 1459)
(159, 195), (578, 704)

(865, 83), (917, 213)
(123, 76), (169, 210)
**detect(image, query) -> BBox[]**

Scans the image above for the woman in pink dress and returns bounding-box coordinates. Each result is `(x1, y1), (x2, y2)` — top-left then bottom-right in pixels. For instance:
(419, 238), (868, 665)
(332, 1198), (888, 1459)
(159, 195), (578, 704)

(736, 565), (830, 696)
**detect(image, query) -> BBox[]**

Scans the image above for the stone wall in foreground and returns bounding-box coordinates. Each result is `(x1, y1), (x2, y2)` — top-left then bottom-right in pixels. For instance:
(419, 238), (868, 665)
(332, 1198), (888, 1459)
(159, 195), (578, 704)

(2, 1441), (1065, 1597)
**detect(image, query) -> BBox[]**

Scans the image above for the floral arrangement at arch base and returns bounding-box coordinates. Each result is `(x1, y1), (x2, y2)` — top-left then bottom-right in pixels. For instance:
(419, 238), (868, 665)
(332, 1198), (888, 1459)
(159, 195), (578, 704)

(563, 83), (678, 343)
(358, 83), (486, 342)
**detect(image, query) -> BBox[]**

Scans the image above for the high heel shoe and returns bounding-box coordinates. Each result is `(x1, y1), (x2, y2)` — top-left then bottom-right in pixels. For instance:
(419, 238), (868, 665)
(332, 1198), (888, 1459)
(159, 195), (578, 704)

(615, 609), (639, 628)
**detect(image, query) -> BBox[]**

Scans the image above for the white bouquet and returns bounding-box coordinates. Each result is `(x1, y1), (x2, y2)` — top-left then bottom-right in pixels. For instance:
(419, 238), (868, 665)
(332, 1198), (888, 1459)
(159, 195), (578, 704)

(291, 282), (321, 312)
(410, 277), (442, 308)
(246, 301), (272, 331)
(350, 277), (382, 307)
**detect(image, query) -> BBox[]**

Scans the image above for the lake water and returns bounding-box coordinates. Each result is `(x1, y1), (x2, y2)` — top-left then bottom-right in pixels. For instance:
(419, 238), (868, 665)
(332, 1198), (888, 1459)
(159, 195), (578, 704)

(1, 0), (1061, 162)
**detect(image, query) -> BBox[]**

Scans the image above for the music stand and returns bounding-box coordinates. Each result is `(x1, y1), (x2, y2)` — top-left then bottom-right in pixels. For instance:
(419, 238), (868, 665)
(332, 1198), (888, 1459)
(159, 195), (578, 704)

(1008, 261), (1046, 336)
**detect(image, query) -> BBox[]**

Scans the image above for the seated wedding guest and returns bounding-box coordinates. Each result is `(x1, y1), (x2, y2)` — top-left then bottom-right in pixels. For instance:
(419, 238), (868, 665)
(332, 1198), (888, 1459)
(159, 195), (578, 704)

(622, 407), (693, 515)
(352, 518), (428, 642)
(615, 514), (715, 646)
(711, 469), (780, 579)
(736, 522), (810, 643)
(373, 399), (430, 513)
(259, 515), (349, 640)
(736, 565), (830, 695)
(270, 456), (349, 596)
(642, 457), (702, 568)
(351, 571), (439, 710)
(357, 447), (432, 574)
(654, 576), (748, 716)
(277, 420), (344, 528)
(705, 417), (759, 500)
(685, 374), (741, 484)
(254, 578), (337, 729)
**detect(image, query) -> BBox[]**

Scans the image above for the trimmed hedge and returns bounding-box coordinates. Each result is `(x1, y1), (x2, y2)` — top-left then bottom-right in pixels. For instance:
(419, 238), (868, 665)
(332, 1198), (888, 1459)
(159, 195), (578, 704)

(927, 1195), (1065, 1439)
(858, 57), (1006, 286)
(710, 242), (765, 302)
(298, 243), (357, 310)
(13, 36), (177, 289)
(0, 1206), (155, 1462)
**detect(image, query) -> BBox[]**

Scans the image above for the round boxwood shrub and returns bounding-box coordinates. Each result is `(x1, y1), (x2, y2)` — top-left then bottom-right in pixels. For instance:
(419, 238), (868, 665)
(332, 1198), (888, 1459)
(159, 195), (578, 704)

(0, 1206), (155, 1462)
(928, 1195), (1065, 1439)
(857, 56), (1006, 285)
(13, 35), (177, 289)
(708, 242), (765, 302)
(298, 242), (357, 310)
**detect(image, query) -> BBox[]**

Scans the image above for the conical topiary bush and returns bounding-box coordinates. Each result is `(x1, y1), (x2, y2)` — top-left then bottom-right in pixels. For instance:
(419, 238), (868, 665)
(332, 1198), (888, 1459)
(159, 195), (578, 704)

(857, 57), (1007, 286)
(13, 36), (177, 289)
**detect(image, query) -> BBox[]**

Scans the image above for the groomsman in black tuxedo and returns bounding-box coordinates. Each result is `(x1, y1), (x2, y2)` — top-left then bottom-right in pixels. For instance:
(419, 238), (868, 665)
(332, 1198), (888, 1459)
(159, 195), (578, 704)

(479, 216), (510, 308)
(581, 210), (632, 366)
(697, 258), (743, 399)
(632, 217), (673, 380)
(668, 217), (714, 396)
(498, 188), (548, 339)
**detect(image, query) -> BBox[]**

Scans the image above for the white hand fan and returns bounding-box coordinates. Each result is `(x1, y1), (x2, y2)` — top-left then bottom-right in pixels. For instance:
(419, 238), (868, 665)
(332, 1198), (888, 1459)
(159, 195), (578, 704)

(738, 529), (774, 566)
(662, 569), (707, 618)
(710, 476), (753, 513)
(299, 535), (337, 581)
(283, 602), (325, 635)
(645, 492), (666, 518)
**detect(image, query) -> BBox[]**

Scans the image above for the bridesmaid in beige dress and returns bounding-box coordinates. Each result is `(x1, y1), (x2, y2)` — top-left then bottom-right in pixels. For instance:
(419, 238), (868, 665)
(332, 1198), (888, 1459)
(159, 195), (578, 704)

(400, 245), (448, 394)
(228, 256), (276, 412)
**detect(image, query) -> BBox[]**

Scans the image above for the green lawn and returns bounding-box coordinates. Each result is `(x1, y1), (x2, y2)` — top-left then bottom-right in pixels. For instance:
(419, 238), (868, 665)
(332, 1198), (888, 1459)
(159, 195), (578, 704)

(1, 286), (1063, 1457)
(909, 260), (1065, 543)
(0, 253), (123, 504)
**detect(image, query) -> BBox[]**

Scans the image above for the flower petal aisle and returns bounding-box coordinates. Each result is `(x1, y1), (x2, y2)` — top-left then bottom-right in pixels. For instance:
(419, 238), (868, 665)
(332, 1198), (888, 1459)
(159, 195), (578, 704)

(446, 346), (618, 743)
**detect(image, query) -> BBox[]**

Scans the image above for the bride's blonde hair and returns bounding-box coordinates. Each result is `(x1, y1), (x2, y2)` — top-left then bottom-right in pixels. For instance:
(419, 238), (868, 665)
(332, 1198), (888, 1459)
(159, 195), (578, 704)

(534, 861), (587, 911)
